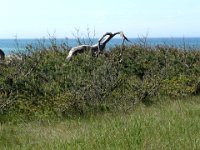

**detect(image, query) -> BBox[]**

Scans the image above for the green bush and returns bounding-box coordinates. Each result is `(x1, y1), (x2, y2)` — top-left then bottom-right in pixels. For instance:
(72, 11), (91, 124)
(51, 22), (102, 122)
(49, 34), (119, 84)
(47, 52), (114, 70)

(1, 40), (200, 121)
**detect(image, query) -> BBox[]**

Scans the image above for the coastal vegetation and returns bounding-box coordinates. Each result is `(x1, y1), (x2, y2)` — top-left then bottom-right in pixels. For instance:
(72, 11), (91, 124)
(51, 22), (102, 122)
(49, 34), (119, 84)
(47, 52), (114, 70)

(1, 97), (200, 149)
(0, 37), (200, 149)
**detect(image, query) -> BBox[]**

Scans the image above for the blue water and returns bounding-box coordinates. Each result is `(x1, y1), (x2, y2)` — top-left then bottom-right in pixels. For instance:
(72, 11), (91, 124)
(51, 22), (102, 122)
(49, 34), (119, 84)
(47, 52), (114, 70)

(1, 38), (200, 55)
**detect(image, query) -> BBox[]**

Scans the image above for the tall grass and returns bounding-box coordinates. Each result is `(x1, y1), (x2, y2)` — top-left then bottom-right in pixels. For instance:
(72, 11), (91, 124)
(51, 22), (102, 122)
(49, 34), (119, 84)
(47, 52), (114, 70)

(0, 96), (200, 149)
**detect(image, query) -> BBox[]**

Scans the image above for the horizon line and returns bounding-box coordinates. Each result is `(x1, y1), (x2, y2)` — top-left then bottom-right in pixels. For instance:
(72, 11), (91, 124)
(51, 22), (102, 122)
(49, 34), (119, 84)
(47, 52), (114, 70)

(1, 36), (200, 40)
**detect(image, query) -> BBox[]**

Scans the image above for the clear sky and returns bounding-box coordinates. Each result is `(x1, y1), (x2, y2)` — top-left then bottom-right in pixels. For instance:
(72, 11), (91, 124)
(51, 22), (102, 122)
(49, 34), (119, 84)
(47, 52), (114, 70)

(1, 0), (200, 38)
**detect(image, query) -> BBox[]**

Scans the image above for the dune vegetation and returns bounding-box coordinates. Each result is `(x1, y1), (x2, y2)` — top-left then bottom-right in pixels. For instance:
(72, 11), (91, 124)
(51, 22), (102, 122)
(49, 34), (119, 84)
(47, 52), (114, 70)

(0, 38), (200, 149)
(0, 97), (200, 149)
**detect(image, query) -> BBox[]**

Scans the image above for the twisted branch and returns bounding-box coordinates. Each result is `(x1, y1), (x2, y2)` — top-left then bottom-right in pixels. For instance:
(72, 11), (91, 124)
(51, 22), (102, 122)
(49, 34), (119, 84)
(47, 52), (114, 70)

(66, 31), (131, 61)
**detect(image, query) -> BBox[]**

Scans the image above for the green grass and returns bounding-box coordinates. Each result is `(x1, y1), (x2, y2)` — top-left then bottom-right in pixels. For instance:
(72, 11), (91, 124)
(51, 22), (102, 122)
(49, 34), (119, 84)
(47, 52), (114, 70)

(1, 96), (200, 150)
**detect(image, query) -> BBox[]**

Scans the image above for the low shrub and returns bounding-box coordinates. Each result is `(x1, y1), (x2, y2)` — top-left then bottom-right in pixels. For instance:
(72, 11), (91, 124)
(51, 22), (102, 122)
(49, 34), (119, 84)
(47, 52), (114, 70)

(1, 40), (200, 121)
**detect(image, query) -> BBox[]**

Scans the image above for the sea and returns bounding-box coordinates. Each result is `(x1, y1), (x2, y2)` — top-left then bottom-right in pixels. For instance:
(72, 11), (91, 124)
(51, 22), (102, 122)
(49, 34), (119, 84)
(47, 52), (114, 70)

(1, 37), (200, 55)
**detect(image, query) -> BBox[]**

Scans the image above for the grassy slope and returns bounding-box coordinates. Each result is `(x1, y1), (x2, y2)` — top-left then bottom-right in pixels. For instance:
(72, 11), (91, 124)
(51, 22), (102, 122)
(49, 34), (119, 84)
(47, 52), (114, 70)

(1, 96), (200, 150)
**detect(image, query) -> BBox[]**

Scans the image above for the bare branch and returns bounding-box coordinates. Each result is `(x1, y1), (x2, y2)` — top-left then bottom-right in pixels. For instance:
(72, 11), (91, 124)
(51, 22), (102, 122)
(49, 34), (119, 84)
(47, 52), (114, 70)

(66, 31), (131, 61)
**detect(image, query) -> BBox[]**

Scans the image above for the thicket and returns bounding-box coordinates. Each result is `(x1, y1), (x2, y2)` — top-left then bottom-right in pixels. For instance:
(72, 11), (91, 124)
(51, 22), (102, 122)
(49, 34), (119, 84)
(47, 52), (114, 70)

(1, 39), (200, 121)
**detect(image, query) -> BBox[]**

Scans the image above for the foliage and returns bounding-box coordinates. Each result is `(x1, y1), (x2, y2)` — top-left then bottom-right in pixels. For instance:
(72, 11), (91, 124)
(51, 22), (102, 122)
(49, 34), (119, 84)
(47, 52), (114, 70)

(1, 39), (200, 121)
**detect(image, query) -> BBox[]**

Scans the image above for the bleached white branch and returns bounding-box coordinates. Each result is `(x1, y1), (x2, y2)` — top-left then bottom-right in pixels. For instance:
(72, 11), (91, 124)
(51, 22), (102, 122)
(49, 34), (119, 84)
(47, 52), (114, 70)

(66, 31), (131, 61)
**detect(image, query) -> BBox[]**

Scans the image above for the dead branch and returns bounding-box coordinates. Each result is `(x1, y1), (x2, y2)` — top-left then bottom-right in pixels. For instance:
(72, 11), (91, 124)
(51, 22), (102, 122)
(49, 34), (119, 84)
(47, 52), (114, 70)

(66, 31), (131, 61)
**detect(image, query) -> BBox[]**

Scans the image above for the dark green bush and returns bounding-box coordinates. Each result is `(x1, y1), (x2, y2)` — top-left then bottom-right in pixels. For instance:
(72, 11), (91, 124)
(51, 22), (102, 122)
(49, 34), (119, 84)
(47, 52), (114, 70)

(1, 40), (200, 121)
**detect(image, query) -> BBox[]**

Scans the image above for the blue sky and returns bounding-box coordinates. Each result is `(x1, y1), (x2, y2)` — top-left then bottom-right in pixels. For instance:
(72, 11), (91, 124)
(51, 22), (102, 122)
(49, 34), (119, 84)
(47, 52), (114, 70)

(1, 0), (200, 38)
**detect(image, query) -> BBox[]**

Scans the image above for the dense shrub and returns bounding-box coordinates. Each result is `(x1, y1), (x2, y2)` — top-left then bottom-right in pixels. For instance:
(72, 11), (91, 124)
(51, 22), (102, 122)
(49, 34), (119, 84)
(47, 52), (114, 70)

(1, 40), (200, 120)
